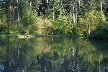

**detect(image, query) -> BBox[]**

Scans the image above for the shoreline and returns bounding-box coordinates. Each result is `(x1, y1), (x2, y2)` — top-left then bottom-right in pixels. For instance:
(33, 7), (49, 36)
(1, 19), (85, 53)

(0, 34), (75, 39)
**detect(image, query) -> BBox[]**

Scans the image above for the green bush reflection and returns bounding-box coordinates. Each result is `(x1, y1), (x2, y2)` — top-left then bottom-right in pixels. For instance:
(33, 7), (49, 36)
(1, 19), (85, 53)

(0, 37), (108, 72)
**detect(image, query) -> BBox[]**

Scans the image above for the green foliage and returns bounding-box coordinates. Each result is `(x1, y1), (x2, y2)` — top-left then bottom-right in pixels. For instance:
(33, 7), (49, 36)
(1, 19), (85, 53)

(51, 15), (73, 34)
(17, 2), (53, 35)
(20, 2), (37, 34)
(36, 17), (52, 34)
(89, 22), (108, 40)
(0, 7), (7, 34)
(65, 13), (74, 34)
(77, 10), (102, 35)
(9, 22), (19, 34)
(51, 18), (66, 34)
(0, 0), (108, 36)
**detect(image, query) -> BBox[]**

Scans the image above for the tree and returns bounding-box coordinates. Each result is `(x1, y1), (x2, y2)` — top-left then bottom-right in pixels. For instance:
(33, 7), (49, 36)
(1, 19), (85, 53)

(16, 0), (21, 33)
(0, 7), (7, 34)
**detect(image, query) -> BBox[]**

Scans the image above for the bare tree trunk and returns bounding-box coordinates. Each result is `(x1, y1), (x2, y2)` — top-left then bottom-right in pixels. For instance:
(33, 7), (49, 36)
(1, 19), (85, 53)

(53, 0), (55, 19)
(29, 0), (32, 6)
(9, 0), (12, 33)
(75, 6), (77, 23)
(46, 0), (49, 3)
(78, 0), (81, 9)
(100, 0), (103, 18)
(72, 0), (77, 24)
(73, 6), (76, 23)
(88, 24), (90, 35)
(17, 0), (21, 33)
(72, 48), (75, 56)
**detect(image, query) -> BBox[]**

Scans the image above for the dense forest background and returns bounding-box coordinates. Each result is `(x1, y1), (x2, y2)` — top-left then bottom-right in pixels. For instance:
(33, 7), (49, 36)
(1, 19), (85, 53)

(0, 0), (108, 39)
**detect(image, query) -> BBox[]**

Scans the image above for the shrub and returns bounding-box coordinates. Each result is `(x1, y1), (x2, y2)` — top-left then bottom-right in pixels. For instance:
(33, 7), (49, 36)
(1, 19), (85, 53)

(51, 17), (73, 34)
(36, 17), (52, 34)
(77, 10), (102, 36)
(89, 22), (108, 40)
(0, 7), (7, 34)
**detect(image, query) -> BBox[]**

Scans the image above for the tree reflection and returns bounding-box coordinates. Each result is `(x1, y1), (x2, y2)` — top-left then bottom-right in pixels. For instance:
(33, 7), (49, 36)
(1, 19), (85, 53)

(0, 37), (108, 72)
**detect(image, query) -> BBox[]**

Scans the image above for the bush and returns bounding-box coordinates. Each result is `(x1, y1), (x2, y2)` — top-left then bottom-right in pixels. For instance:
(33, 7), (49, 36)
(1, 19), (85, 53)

(36, 17), (52, 34)
(89, 22), (108, 40)
(77, 10), (102, 36)
(0, 7), (7, 34)
(51, 17), (73, 34)
(51, 18), (65, 34)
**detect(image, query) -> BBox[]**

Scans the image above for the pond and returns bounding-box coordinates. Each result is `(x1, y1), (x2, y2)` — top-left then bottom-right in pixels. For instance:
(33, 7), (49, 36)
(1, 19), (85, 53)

(0, 37), (108, 72)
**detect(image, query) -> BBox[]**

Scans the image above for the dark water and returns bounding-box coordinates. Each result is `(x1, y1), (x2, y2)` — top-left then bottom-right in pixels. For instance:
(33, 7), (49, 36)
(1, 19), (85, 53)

(0, 37), (108, 72)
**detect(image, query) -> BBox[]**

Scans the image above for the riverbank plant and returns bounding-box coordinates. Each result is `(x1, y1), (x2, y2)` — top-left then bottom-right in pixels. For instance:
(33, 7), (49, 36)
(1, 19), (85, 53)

(89, 21), (108, 40)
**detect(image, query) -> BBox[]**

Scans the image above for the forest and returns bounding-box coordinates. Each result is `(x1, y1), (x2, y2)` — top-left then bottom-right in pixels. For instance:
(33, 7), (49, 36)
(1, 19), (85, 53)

(0, 0), (108, 39)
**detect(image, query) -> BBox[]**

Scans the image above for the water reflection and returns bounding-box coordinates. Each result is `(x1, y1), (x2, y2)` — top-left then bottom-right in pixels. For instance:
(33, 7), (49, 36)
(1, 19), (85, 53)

(0, 64), (4, 71)
(0, 37), (108, 72)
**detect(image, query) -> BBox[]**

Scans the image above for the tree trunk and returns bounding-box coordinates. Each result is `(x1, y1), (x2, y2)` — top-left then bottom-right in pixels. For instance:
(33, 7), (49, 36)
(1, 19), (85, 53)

(72, 0), (77, 24)
(52, 0), (55, 19)
(17, 0), (21, 33)
(78, 0), (81, 9)
(29, 0), (32, 6)
(72, 0), (75, 24)
(46, 0), (49, 3)
(9, 0), (12, 33)
(100, 0), (103, 18)
(88, 24), (90, 35)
